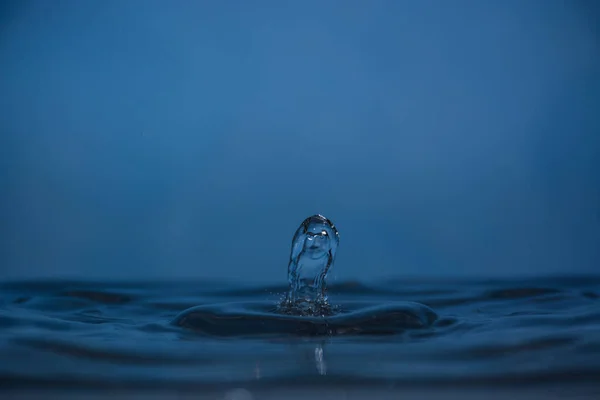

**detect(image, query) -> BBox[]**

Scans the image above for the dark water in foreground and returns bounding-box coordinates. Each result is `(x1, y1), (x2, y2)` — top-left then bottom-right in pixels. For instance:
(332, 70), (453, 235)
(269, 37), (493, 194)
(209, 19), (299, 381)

(1, 276), (600, 398)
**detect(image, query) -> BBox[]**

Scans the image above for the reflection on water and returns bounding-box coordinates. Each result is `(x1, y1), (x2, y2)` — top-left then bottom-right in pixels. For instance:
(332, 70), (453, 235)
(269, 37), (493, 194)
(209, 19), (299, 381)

(315, 344), (326, 376)
(224, 388), (254, 400)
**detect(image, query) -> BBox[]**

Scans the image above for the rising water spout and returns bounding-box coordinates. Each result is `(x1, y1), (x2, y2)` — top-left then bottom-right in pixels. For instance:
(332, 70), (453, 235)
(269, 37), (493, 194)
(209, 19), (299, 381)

(280, 214), (339, 315)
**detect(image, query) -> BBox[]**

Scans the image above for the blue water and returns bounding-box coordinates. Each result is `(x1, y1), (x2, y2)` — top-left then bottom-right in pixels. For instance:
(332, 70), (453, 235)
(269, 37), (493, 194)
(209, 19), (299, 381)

(1, 275), (599, 397)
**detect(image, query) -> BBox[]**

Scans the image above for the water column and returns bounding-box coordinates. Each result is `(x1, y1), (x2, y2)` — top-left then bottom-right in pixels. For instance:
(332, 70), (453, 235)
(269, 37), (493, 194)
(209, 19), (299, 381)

(281, 214), (340, 315)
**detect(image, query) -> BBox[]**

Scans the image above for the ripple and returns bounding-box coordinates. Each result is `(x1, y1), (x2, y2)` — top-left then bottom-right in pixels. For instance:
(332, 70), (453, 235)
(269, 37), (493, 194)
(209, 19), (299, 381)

(582, 291), (599, 299)
(484, 287), (562, 299)
(460, 336), (577, 359)
(11, 337), (204, 365)
(61, 290), (133, 304)
(172, 300), (437, 337)
(1, 276), (600, 389)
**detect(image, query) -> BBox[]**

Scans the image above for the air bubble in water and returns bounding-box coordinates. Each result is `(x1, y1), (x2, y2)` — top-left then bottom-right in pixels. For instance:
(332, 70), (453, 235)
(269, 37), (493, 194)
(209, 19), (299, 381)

(280, 214), (339, 315)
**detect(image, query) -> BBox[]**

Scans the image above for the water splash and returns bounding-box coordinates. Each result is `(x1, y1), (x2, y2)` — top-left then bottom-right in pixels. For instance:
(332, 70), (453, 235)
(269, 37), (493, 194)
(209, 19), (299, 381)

(279, 214), (339, 316)
(172, 213), (438, 336)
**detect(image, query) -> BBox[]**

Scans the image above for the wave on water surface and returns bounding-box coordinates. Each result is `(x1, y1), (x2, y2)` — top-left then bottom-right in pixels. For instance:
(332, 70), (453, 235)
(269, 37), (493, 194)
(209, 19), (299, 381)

(0, 275), (599, 391)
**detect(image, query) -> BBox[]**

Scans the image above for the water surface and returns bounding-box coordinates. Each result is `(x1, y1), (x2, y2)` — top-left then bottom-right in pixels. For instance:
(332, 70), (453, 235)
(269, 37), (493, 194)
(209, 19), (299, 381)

(1, 276), (599, 396)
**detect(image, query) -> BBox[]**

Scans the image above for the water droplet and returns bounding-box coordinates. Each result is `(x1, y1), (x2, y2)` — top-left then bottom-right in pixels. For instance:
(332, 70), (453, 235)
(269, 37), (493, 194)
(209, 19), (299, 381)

(280, 214), (339, 315)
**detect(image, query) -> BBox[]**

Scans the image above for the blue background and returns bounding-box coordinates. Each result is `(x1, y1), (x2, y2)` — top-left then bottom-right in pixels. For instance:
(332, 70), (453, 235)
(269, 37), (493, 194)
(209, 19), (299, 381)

(1, 0), (598, 283)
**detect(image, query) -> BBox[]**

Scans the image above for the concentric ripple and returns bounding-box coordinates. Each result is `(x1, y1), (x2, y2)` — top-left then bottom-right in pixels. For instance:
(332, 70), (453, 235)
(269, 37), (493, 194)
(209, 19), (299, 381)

(172, 300), (437, 336)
